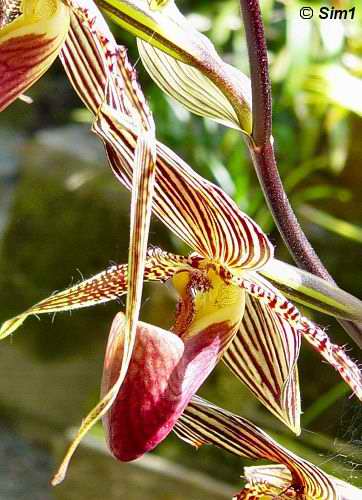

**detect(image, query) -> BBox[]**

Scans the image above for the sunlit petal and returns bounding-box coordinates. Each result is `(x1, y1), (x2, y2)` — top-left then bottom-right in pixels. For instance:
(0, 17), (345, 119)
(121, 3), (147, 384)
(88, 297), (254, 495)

(223, 293), (301, 434)
(102, 134), (274, 271)
(52, 2), (157, 477)
(137, 39), (250, 131)
(61, 1), (152, 129)
(58, 1), (273, 271)
(175, 396), (338, 499)
(240, 271), (362, 402)
(0, 248), (188, 340)
(239, 464), (361, 499)
(0, 0), (70, 111)
(0, 263), (128, 340)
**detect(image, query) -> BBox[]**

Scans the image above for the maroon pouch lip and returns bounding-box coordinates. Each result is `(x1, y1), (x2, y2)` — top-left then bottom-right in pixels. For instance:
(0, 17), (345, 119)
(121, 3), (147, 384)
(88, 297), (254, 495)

(101, 313), (234, 462)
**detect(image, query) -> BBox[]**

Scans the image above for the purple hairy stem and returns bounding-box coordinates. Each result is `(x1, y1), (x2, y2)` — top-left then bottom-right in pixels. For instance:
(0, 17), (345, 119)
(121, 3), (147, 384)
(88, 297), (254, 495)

(239, 0), (362, 348)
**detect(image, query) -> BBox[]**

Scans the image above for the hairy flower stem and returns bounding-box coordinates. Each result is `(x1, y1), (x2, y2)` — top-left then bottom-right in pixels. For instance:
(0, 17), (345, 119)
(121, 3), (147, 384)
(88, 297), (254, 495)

(239, 0), (362, 348)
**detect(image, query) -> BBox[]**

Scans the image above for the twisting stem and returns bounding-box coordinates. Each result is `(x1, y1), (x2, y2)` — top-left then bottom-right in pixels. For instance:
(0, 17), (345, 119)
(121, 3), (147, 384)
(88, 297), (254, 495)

(239, 0), (362, 348)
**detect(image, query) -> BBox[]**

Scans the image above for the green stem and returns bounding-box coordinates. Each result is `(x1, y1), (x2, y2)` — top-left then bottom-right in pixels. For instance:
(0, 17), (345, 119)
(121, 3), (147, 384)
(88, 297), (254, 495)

(239, 0), (362, 348)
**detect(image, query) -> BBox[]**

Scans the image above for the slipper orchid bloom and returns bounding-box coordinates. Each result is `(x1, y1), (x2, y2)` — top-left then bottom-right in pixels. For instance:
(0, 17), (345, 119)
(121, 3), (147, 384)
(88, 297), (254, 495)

(1, 0), (362, 489)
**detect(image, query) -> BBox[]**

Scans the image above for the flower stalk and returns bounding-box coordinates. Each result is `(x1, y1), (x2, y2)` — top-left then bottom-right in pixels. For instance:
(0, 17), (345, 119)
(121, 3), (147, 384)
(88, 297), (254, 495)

(239, 0), (362, 348)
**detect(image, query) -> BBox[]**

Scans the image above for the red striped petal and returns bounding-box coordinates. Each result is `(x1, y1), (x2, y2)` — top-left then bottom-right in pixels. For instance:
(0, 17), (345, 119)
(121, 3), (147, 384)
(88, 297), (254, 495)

(0, 248), (189, 341)
(59, 5), (274, 271)
(175, 397), (338, 499)
(223, 291), (301, 433)
(0, 0), (70, 111)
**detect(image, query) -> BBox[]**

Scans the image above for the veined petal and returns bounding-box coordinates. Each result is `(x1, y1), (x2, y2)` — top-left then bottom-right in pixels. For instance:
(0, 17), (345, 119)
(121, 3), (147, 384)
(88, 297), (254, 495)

(0, 248), (188, 340)
(101, 132), (274, 271)
(58, 1), (273, 271)
(61, 0), (152, 129)
(223, 293), (301, 434)
(0, 263), (128, 340)
(260, 258), (362, 322)
(0, 0), (70, 111)
(240, 465), (362, 500)
(175, 396), (338, 499)
(137, 39), (250, 132)
(101, 310), (235, 461)
(242, 272), (362, 402)
(54, 15), (157, 474)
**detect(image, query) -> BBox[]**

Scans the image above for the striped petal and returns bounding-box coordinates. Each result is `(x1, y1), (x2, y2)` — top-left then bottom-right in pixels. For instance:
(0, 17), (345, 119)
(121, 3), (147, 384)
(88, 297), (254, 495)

(60, 1), (152, 128)
(59, 4), (273, 271)
(137, 39), (250, 131)
(260, 258), (362, 322)
(0, 0), (70, 111)
(101, 131), (274, 271)
(175, 396), (338, 499)
(237, 272), (362, 402)
(223, 292), (301, 434)
(0, 248), (187, 340)
(95, 0), (252, 132)
(240, 465), (362, 500)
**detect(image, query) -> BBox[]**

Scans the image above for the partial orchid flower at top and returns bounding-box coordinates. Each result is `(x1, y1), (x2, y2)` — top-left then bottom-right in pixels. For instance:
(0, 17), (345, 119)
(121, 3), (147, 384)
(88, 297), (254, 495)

(0, 0), (70, 111)
(1, 0), (362, 487)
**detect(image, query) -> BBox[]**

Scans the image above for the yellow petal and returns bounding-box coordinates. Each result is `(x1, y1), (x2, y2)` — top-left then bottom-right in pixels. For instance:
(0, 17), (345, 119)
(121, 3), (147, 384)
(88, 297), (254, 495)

(0, 0), (70, 111)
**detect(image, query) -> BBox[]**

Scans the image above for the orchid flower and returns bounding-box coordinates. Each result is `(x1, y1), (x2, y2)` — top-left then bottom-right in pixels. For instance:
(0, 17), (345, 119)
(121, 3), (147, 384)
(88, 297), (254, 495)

(0, 0), (70, 111)
(1, 0), (362, 486)
(1, 0), (362, 491)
